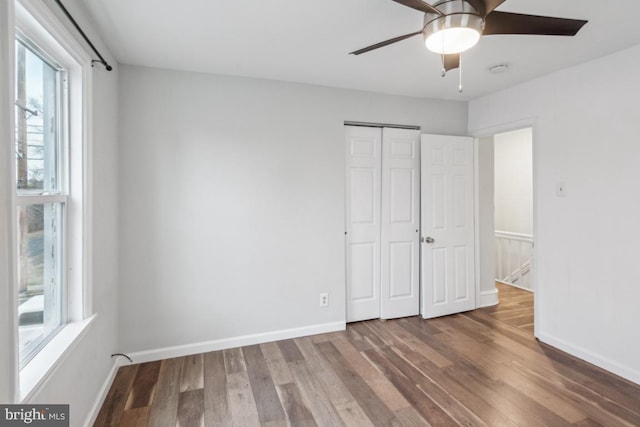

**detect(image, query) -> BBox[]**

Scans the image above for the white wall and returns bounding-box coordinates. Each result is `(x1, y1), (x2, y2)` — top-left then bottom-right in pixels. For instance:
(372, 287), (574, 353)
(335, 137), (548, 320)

(118, 65), (468, 354)
(494, 128), (533, 235)
(0, 1), (120, 425)
(469, 43), (640, 384)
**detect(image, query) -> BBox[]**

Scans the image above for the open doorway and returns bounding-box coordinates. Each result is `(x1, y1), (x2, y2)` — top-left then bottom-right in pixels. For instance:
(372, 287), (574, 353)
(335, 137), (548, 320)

(494, 128), (534, 292)
(491, 127), (535, 333)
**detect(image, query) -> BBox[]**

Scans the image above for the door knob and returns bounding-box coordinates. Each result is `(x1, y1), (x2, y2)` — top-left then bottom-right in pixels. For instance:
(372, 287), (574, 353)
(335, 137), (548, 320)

(422, 236), (435, 244)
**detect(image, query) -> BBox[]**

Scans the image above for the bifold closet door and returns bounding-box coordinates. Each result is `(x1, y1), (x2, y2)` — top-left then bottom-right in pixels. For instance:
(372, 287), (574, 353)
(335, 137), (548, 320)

(345, 126), (420, 322)
(345, 126), (382, 322)
(380, 128), (420, 319)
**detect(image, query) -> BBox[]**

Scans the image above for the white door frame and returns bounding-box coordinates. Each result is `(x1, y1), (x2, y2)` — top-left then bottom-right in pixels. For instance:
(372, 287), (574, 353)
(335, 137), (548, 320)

(470, 118), (540, 338)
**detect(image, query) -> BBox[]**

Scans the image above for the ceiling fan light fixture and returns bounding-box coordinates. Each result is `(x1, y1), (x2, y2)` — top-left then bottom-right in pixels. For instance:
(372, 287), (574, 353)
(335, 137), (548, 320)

(424, 13), (484, 54)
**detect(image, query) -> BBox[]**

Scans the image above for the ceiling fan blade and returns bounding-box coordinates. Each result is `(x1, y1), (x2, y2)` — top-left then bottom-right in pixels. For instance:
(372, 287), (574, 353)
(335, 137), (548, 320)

(391, 0), (443, 16)
(349, 30), (423, 55)
(483, 11), (588, 36)
(444, 54), (460, 71)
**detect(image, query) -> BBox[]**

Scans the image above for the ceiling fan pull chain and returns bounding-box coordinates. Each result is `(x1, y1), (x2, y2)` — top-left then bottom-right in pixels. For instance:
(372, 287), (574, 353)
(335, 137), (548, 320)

(458, 53), (463, 93)
(440, 54), (446, 77)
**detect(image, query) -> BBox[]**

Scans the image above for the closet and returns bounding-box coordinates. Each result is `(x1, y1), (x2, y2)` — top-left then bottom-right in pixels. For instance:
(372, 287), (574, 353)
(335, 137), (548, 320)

(345, 125), (420, 322)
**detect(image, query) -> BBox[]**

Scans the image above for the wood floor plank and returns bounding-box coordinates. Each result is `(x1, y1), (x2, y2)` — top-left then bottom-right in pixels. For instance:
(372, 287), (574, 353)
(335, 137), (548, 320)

(118, 406), (150, 427)
(446, 359), (574, 427)
(277, 339), (305, 363)
(315, 341), (399, 426)
(378, 333), (518, 426)
(260, 341), (294, 385)
(94, 364), (139, 427)
(226, 371), (261, 427)
(242, 344), (287, 425)
(177, 389), (204, 427)
(288, 360), (347, 426)
(95, 285), (640, 427)
(344, 325), (375, 351)
(330, 334), (411, 411)
(147, 358), (182, 427)
(441, 363), (547, 427)
(222, 347), (246, 375)
(383, 345), (487, 427)
(573, 418), (605, 427)
(203, 350), (232, 427)
(382, 321), (453, 368)
(430, 327), (588, 424)
(277, 382), (318, 427)
(394, 407), (431, 427)
(334, 400), (376, 427)
(507, 359), (640, 427)
(467, 310), (640, 419)
(362, 347), (459, 427)
(180, 353), (204, 392)
(125, 361), (161, 410)
(294, 337), (356, 406)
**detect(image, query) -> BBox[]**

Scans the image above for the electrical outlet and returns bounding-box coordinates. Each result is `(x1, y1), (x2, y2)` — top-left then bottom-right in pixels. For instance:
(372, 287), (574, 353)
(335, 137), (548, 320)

(319, 293), (329, 307)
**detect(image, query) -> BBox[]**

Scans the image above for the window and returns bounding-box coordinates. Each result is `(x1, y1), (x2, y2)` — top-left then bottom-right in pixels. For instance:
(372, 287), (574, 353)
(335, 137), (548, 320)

(15, 36), (68, 367)
(11, 0), (93, 393)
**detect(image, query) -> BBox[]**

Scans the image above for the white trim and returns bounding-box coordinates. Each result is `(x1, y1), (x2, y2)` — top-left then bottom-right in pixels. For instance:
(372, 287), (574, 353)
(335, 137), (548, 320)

(468, 117), (538, 141)
(16, 0), (91, 67)
(537, 332), (640, 386)
(473, 137), (481, 309)
(478, 288), (499, 308)
(81, 60), (94, 318)
(83, 359), (120, 427)
(127, 321), (346, 365)
(495, 230), (533, 242)
(15, 194), (69, 205)
(1, 0), (19, 404)
(20, 314), (97, 402)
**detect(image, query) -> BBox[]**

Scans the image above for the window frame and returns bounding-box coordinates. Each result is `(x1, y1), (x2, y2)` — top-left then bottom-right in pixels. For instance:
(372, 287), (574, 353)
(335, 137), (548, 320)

(12, 0), (95, 402)
(15, 34), (70, 369)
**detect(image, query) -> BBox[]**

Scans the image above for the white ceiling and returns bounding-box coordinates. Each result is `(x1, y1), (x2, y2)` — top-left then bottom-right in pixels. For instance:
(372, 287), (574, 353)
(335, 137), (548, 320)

(82, 0), (640, 101)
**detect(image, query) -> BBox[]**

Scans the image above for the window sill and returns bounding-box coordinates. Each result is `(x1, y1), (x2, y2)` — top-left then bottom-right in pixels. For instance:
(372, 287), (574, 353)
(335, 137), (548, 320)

(20, 314), (97, 402)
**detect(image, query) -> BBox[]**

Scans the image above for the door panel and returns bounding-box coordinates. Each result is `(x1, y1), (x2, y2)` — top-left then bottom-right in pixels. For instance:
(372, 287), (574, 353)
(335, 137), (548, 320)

(381, 128), (420, 319)
(421, 134), (476, 318)
(389, 242), (412, 298)
(349, 243), (376, 300)
(345, 126), (381, 322)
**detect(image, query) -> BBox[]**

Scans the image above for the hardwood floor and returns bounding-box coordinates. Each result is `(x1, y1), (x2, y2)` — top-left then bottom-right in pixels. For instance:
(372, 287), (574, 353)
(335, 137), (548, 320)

(95, 285), (640, 426)
(486, 282), (535, 333)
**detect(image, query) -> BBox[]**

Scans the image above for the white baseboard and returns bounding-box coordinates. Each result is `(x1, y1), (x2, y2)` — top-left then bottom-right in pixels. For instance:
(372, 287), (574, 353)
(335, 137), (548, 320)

(537, 332), (640, 386)
(478, 288), (499, 308)
(83, 359), (121, 427)
(126, 321), (346, 365)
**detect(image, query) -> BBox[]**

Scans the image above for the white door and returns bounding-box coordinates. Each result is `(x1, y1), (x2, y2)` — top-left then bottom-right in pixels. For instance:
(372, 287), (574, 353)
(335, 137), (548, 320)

(345, 126), (382, 322)
(421, 134), (476, 318)
(380, 128), (420, 319)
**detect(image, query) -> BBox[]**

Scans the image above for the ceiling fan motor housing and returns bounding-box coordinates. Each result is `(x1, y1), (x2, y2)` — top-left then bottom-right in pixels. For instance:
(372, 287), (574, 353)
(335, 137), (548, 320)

(423, 0), (485, 54)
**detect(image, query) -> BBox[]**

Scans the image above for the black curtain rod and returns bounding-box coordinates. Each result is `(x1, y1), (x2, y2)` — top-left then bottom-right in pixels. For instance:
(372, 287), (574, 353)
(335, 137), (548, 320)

(53, 0), (112, 71)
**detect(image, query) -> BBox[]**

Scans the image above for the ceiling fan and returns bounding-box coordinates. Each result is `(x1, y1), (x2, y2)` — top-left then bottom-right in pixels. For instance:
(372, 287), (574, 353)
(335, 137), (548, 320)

(350, 0), (588, 88)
